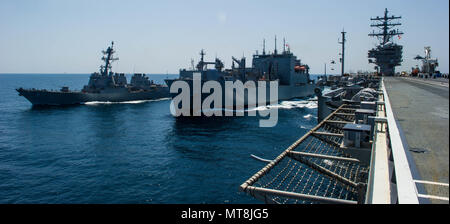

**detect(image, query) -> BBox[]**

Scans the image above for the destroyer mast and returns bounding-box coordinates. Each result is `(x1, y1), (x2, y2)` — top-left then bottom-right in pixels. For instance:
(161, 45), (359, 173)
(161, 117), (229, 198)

(368, 8), (403, 76)
(100, 41), (119, 75)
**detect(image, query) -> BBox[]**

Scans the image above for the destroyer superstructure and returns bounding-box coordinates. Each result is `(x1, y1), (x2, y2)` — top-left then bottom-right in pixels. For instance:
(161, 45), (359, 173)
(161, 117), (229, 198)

(17, 42), (169, 106)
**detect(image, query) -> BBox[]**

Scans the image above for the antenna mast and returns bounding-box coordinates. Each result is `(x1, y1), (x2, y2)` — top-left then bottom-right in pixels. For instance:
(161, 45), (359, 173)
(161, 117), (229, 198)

(197, 49), (206, 71)
(100, 41), (119, 75)
(369, 8), (403, 46)
(338, 30), (346, 76)
(263, 39), (266, 55)
(274, 35), (277, 55)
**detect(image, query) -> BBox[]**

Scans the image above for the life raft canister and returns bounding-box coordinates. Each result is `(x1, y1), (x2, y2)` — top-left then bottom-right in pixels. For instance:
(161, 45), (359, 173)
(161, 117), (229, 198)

(294, 65), (306, 72)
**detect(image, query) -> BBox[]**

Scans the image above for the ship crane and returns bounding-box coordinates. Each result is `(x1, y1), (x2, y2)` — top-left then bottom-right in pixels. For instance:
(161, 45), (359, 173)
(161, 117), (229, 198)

(232, 56), (246, 69)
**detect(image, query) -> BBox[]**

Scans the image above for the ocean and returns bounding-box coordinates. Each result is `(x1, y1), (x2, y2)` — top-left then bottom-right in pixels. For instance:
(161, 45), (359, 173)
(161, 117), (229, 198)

(0, 73), (321, 203)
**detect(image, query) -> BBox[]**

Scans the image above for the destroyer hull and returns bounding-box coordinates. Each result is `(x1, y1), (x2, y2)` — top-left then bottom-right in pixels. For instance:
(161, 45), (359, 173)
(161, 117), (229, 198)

(17, 87), (170, 106)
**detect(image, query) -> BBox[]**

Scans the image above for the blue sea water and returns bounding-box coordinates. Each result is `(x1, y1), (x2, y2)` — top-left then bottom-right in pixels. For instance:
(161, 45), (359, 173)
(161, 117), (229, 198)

(0, 73), (320, 204)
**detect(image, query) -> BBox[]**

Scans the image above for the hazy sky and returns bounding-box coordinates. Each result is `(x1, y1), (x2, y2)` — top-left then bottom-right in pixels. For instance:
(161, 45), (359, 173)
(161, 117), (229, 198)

(0, 0), (448, 74)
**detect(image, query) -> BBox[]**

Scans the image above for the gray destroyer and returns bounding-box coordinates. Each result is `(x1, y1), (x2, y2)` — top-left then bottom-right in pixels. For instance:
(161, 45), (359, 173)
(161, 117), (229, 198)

(165, 38), (317, 114)
(17, 42), (170, 106)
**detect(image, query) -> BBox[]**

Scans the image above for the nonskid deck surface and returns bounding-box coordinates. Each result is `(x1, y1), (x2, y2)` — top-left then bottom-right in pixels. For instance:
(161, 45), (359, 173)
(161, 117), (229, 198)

(384, 77), (449, 203)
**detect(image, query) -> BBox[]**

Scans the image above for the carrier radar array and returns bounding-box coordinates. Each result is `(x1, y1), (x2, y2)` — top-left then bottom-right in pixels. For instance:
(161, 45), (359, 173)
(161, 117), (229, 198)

(368, 8), (403, 76)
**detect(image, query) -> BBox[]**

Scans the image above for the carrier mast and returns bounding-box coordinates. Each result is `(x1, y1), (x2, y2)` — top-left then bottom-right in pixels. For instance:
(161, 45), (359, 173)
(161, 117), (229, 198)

(368, 8), (404, 76)
(369, 8), (403, 46)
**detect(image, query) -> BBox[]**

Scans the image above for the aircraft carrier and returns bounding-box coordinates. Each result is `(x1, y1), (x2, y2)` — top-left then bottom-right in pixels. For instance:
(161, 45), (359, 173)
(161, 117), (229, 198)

(239, 9), (449, 204)
(17, 42), (170, 106)
(316, 8), (404, 121)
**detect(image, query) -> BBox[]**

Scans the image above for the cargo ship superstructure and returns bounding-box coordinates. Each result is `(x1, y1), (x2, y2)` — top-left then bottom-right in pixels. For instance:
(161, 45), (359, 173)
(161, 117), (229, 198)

(17, 42), (170, 106)
(165, 38), (317, 114)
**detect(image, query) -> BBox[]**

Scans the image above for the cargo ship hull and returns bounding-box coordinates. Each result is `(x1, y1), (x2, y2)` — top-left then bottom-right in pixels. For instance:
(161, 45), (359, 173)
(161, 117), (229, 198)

(166, 79), (316, 112)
